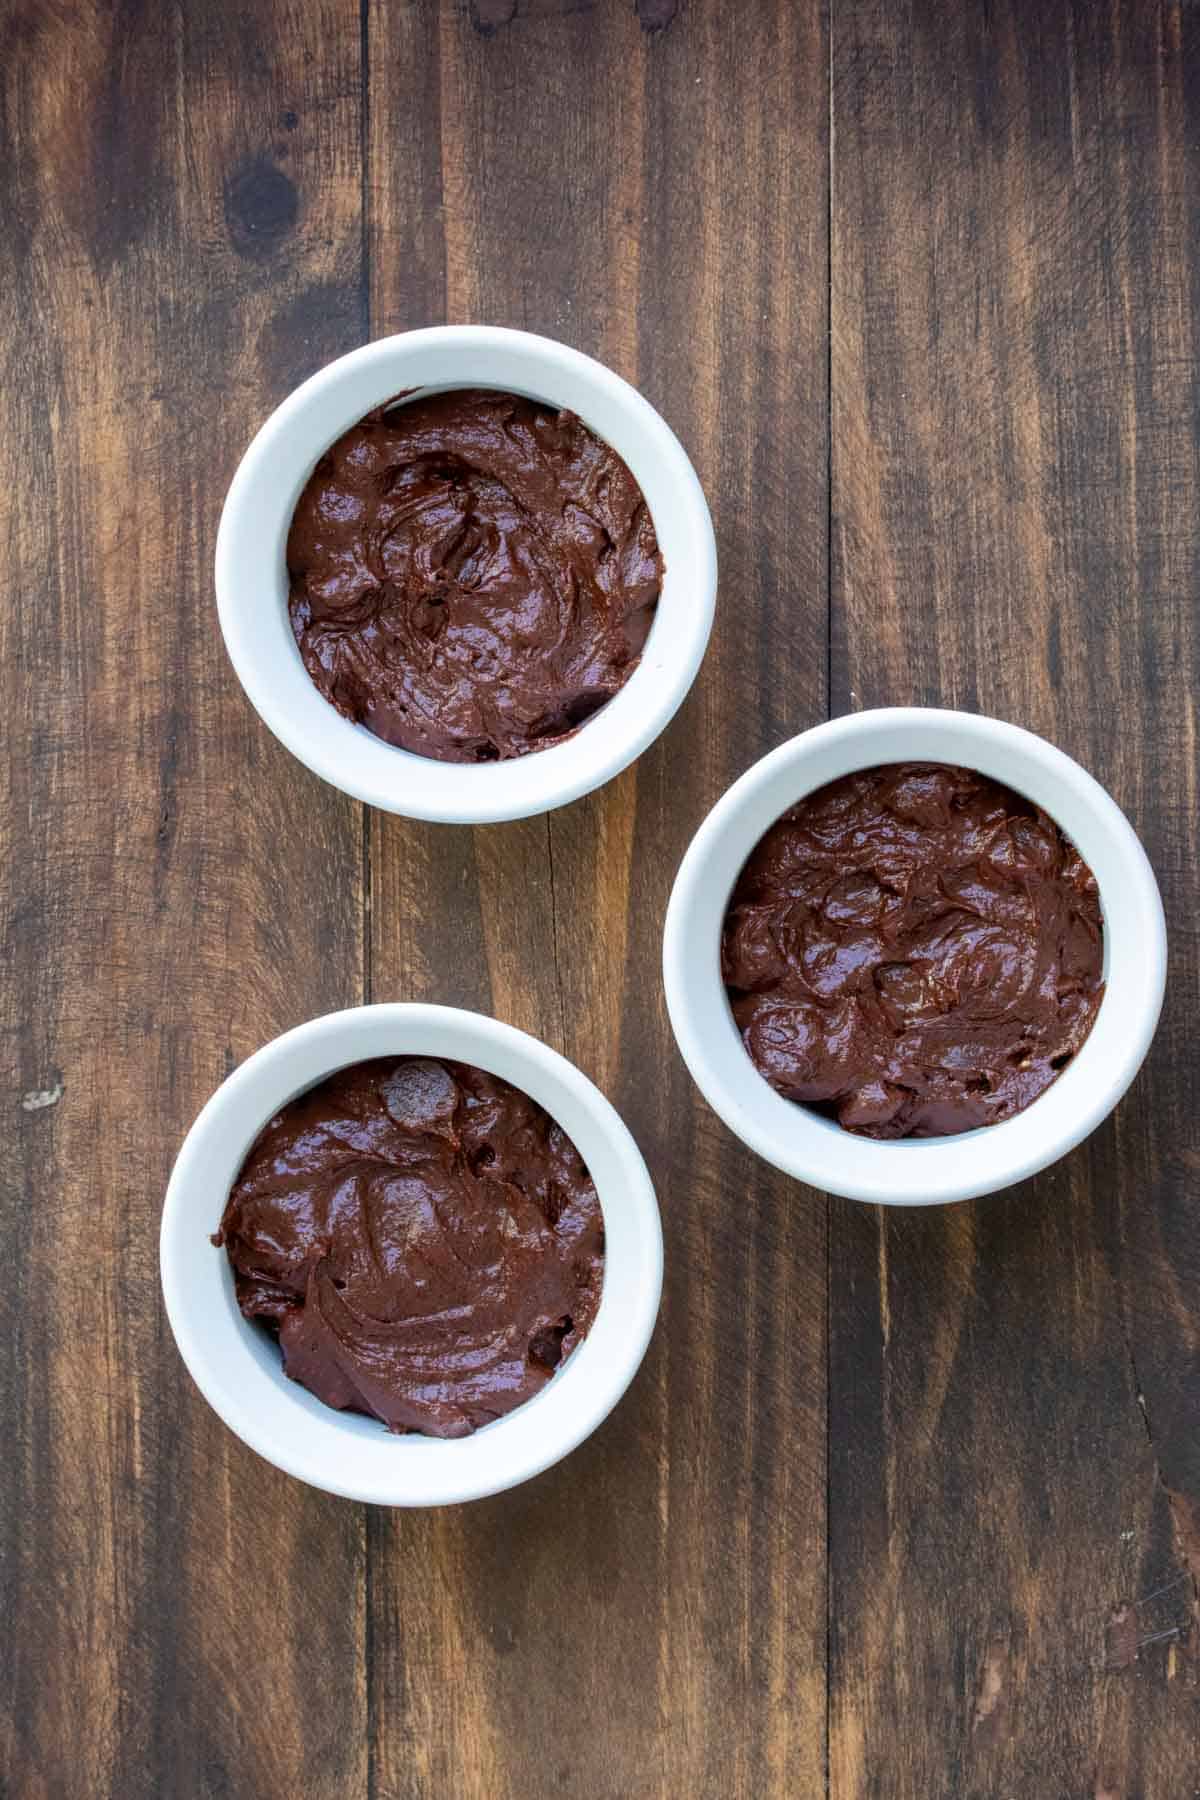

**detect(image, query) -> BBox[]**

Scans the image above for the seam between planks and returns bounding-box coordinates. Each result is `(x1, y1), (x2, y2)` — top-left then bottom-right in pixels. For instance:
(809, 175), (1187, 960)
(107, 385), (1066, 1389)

(824, 0), (835, 1794)
(360, 6), (377, 1800)
(544, 812), (568, 1055)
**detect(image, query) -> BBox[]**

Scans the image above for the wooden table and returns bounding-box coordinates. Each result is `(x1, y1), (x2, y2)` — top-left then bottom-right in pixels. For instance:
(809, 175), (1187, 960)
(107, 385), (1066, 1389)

(4, 3), (1198, 1794)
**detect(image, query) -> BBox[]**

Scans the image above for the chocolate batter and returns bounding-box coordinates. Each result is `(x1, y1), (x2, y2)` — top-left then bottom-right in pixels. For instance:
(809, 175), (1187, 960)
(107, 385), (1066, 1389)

(286, 388), (663, 762)
(214, 1057), (605, 1436)
(722, 763), (1104, 1139)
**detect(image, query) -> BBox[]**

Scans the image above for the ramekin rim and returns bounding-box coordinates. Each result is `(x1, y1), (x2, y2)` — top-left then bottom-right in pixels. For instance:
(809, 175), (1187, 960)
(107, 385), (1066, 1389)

(161, 1003), (663, 1504)
(215, 326), (717, 823)
(662, 708), (1167, 1205)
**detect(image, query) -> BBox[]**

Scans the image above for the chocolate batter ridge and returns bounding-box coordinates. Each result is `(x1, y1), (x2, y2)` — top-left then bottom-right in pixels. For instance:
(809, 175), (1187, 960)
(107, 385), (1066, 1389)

(214, 1057), (605, 1437)
(286, 388), (663, 762)
(722, 763), (1105, 1139)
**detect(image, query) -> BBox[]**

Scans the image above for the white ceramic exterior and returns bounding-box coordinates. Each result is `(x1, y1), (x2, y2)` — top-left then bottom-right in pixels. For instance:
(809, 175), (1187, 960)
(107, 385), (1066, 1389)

(662, 709), (1167, 1206)
(161, 1005), (663, 1505)
(216, 326), (717, 822)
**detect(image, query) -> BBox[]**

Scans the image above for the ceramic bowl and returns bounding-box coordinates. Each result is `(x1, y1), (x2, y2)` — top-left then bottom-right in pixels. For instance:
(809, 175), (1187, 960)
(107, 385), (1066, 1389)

(161, 1004), (663, 1504)
(216, 326), (717, 822)
(662, 708), (1166, 1205)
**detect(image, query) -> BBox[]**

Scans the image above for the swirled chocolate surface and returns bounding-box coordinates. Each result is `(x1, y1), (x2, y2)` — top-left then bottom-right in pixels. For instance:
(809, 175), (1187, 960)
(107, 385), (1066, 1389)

(722, 763), (1104, 1139)
(286, 388), (663, 761)
(214, 1057), (604, 1437)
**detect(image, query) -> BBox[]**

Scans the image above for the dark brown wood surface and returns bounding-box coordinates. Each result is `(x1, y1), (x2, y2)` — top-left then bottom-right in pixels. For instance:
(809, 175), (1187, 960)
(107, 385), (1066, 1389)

(0, 2), (1195, 1795)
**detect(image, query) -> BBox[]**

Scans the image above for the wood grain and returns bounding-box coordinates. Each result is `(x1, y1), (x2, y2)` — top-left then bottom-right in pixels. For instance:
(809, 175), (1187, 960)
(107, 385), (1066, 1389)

(365, 4), (830, 1796)
(831, 2), (1200, 1793)
(0, 4), (369, 1796)
(5, 0), (1199, 1795)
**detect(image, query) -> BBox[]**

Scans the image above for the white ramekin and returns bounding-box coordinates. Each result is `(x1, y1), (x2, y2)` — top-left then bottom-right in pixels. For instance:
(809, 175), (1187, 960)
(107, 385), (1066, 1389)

(161, 1004), (663, 1505)
(216, 326), (717, 823)
(662, 708), (1166, 1206)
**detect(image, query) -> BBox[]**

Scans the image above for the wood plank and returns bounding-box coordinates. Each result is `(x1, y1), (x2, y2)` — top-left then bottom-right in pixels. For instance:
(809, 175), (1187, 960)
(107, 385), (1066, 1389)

(830, 2), (1200, 1793)
(0, 5), (368, 1796)
(366, 1), (830, 1794)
